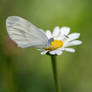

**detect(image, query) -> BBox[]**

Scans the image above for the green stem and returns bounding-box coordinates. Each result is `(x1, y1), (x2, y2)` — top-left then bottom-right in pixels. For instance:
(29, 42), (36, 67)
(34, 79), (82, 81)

(51, 55), (61, 92)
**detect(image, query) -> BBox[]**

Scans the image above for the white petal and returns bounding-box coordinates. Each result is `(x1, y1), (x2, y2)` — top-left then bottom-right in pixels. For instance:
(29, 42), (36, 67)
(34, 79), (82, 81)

(49, 50), (63, 55)
(49, 50), (56, 55)
(71, 40), (82, 45)
(64, 48), (75, 52)
(58, 47), (64, 51)
(65, 40), (82, 47)
(45, 30), (52, 39)
(53, 26), (60, 37)
(54, 27), (70, 40)
(60, 27), (70, 35)
(41, 51), (48, 55)
(54, 36), (64, 40)
(56, 50), (63, 55)
(68, 33), (80, 41)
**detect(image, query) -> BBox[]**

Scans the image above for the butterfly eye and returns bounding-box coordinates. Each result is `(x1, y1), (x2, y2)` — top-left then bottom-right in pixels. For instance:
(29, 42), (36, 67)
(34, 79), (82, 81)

(48, 38), (54, 44)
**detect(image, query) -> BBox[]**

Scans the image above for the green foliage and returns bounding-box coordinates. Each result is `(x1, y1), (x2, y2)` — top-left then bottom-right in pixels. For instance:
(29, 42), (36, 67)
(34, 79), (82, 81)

(0, 0), (92, 92)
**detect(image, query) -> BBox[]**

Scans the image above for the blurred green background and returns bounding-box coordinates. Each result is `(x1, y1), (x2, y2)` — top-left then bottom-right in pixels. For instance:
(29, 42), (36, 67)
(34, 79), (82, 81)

(0, 0), (92, 92)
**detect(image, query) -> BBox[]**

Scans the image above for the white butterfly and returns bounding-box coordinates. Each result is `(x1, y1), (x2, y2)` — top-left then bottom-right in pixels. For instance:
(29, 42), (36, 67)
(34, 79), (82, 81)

(6, 16), (50, 48)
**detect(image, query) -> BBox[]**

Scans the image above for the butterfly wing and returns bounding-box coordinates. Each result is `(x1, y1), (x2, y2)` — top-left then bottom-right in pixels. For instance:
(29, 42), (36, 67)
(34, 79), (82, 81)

(6, 16), (48, 48)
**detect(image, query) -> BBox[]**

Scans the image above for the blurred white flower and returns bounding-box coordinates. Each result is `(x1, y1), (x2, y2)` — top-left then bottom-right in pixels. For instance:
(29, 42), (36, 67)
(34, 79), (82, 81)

(41, 26), (82, 55)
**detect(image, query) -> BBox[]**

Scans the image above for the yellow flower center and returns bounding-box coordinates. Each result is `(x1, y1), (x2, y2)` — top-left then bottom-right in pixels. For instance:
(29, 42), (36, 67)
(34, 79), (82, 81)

(45, 40), (64, 50)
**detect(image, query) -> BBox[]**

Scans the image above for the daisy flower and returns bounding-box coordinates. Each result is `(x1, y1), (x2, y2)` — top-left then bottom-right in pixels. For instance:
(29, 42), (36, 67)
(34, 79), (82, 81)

(41, 26), (82, 55)
(6, 16), (82, 56)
